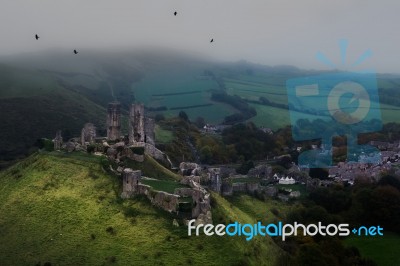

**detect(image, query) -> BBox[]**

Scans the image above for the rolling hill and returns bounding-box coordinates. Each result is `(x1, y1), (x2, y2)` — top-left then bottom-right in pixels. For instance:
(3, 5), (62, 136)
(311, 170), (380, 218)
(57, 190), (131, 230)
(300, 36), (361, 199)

(0, 152), (287, 265)
(1, 49), (400, 166)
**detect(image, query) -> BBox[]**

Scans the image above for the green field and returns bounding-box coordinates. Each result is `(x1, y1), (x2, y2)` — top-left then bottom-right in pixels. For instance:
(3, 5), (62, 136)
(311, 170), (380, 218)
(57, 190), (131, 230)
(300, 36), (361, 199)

(0, 153), (286, 265)
(248, 103), (323, 130)
(224, 73), (400, 129)
(345, 232), (400, 266)
(134, 69), (237, 123)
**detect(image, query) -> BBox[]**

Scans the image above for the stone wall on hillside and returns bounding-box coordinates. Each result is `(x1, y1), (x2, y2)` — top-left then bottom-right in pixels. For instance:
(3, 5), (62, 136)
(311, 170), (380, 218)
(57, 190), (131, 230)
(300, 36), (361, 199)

(144, 143), (171, 167)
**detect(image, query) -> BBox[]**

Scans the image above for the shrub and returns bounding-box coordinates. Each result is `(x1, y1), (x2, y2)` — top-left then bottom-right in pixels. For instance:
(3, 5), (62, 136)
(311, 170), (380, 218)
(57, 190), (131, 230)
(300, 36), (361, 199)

(123, 206), (138, 217)
(87, 144), (96, 153)
(106, 256), (117, 263)
(106, 226), (116, 235)
(154, 251), (163, 258)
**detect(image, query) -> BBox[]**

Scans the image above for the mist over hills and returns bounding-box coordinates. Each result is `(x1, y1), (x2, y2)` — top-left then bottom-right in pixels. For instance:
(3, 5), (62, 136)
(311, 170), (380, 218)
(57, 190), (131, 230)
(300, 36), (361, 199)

(1, 48), (400, 165)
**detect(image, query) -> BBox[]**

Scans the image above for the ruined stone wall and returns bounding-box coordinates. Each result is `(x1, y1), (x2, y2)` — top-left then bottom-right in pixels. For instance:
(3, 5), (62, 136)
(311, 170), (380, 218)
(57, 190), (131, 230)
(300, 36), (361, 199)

(107, 102), (121, 141)
(122, 181), (179, 213)
(221, 181), (233, 196)
(232, 183), (247, 193)
(144, 143), (171, 167)
(152, 191), (179, 213)
(81, 123), (96, 145)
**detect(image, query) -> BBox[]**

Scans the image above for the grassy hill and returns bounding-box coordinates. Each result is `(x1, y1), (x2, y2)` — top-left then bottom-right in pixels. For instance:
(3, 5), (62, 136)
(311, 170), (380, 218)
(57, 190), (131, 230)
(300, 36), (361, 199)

(0, 153), (288, 265)
(0, 63), (107, 164)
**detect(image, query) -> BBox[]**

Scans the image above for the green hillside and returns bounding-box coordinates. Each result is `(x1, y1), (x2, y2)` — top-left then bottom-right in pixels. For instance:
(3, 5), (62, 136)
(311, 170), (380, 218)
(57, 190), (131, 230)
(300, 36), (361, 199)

(0, 153), (287, 265)
(0, 64), (107, 163)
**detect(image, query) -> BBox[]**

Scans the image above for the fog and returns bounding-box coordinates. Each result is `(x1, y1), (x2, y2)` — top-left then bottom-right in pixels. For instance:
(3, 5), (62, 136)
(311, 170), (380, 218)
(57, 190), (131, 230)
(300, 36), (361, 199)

(1, 0), (399, 73)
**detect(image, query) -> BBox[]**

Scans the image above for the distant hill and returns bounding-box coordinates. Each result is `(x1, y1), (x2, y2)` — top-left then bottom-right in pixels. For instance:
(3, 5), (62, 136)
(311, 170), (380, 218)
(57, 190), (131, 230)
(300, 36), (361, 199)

(1, 49), (400, 164)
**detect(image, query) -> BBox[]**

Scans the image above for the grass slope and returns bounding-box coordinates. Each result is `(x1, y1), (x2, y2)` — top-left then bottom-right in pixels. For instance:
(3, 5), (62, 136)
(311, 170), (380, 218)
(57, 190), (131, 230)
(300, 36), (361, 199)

(0, 153), (285, 266)
(0, 64), (107, 162)
(125, 155), (181, 181)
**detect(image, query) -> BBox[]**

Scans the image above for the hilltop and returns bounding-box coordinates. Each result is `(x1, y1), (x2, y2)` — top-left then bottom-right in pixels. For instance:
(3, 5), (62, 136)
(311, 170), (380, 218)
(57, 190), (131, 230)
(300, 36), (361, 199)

(0, 152), (287, 265)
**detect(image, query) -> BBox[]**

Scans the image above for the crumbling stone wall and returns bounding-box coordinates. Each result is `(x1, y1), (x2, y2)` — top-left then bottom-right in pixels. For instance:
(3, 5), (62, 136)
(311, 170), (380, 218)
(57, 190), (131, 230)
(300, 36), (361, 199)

(121, 168), (179, 213)
(144, 143), (171, 167)
(81, 123), (96, 145)
(175, 177), (212, 224)
(179, 162), (201, 176)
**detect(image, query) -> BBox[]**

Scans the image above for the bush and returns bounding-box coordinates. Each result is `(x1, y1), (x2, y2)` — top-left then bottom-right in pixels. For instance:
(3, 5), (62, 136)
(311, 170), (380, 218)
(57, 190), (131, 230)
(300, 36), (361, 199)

(106, 256), (117, 263)
(36, 138), (54, 152)
(87, 144), (96, 153)
(106, 226), (116, 235)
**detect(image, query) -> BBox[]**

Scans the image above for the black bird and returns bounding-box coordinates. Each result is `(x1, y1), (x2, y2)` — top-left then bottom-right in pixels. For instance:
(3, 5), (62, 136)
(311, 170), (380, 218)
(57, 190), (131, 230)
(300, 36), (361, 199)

(35, 34), (39, 40)
(210, 38), (214, 43)
(174, 11), (177, 16)
(74, 49), (78, 54)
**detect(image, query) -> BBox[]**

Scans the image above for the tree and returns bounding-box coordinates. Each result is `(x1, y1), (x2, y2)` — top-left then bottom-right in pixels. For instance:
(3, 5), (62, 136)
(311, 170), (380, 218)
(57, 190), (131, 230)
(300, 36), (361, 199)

(178, 111), (189, 122)
(194, 117), (206, 129)
(236, 160), (254, 175)
(200, 145), (213, 164)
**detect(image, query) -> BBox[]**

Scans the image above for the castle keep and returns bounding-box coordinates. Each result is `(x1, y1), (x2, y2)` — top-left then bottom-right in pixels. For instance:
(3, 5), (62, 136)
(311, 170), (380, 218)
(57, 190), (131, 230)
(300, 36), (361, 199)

(106, 102), (121, 141)
(129, 104), (155, 146)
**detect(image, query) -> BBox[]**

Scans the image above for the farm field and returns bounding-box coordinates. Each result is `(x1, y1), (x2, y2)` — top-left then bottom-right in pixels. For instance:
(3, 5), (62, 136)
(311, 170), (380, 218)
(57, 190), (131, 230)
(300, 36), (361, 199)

(221, 73), (400, 129)
(134, 70), (237, 123)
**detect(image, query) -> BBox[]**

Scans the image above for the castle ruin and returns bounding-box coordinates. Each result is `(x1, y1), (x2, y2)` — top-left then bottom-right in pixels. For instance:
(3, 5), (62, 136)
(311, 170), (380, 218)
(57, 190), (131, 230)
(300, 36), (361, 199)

(129, 103), (155, 146)
(81, 123), (96, 145)
(54, 130), (63, 150)
(106, 102), (121, 141)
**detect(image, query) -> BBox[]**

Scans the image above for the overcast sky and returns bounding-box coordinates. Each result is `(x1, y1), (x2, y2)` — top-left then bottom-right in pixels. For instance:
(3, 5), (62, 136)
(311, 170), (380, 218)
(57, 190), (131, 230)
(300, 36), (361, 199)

(1, 0), (399, 73)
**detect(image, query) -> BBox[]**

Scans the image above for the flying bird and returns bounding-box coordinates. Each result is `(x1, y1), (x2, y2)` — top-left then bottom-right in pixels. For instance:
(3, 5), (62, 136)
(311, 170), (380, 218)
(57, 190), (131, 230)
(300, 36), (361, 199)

(210, 38), (214, 43)
(174, 11), (177, 16)
(74, 49), (78, 54)
(35, 34), (39, 40)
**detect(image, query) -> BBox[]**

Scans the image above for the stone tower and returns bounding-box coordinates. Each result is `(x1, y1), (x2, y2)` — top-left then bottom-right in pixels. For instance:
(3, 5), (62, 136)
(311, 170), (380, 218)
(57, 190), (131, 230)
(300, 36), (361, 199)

(107, 102), (121, 141)
(54, 130), (63, 150)
(129, 104), (156, 145)
(121, 168), (142, 198)
(129, 104), (145, 143)
(81, 123), (96, 145)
